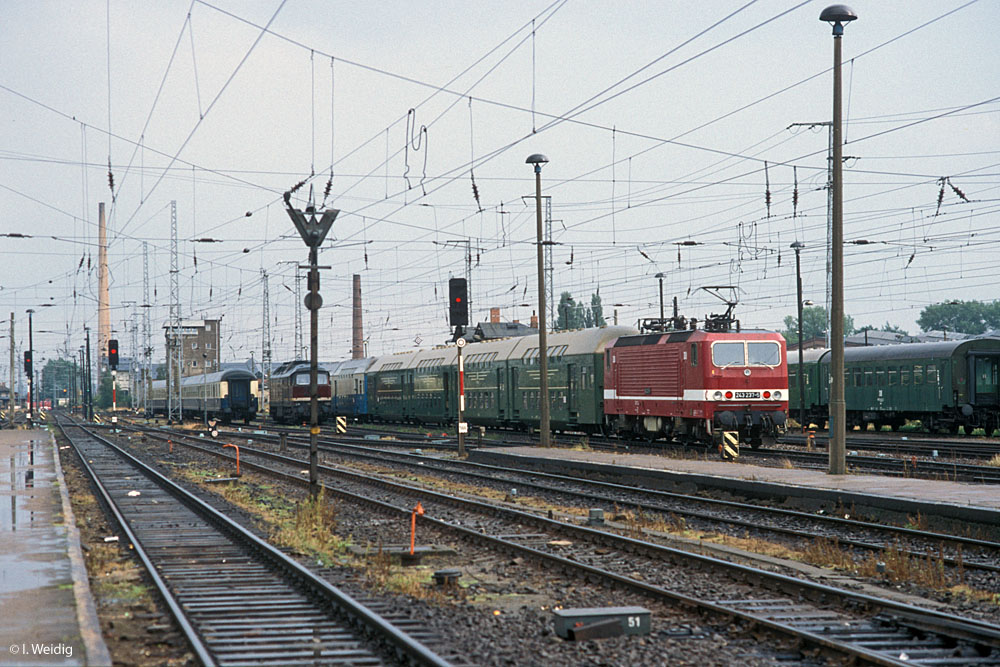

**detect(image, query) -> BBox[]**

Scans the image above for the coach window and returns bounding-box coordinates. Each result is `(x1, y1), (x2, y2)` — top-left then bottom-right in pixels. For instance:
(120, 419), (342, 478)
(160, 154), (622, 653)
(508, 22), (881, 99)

(690, 344), (698, 366)
(864, 369), (873, 386)
(927, 364), (937, 385)
(914, 365), (924, 385)
(876, 369), (886, 386)
(853, 369), (862, 387)
(901, 369), (910, 385)
(888, 368), (898, 386)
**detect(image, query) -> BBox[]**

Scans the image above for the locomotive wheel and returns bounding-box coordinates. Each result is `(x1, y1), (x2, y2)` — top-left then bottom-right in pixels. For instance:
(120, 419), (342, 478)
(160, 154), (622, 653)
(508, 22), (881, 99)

(962, 424), (973, 435)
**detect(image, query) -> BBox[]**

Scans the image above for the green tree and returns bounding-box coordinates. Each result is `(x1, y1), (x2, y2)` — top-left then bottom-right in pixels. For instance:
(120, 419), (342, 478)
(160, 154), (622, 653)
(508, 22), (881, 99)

(40, 358), (76, 403)
(590, 292), (607, 327)
(917, 300), (1000, 335)
(857, 321), (908, 336)
(556, 292), (579, 330)
(95, 371), (113, 409)
(556, 291), (607, 330)
(782, 306), (855, 345)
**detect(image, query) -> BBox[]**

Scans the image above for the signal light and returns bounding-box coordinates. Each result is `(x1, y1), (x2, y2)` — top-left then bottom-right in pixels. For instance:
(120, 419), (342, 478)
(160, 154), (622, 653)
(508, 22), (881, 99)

(108, 339), (119, 370)
(448, 278), (468, 327)
(23, 350), (32, 375)
(724, 391), (733, 399)
(763, 391), (771, 399)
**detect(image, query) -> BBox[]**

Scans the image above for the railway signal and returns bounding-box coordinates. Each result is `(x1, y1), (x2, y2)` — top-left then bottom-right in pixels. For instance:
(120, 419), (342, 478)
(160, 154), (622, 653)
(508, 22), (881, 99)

(449, 278), (468, 327)
(108, 339), (119, 370)
(284, 185), (340, 499)
(23, 350), (32, 375)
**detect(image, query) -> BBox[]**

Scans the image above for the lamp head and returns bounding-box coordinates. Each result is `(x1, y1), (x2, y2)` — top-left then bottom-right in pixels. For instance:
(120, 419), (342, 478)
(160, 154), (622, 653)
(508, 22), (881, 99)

(820, 4), (857, 35)
(790, 241), (805, 250)
(526, 153), (549, 173)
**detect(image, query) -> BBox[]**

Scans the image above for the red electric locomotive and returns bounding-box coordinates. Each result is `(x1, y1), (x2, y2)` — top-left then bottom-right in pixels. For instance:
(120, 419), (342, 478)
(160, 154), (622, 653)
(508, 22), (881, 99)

(603, 299), (787, 447)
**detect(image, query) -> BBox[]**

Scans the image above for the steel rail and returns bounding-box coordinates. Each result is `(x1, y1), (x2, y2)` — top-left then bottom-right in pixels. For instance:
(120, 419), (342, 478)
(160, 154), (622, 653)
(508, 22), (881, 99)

(273, 435), (1000, 573)
(59, 416), (452, 667)
(149, 427), (1000, 666)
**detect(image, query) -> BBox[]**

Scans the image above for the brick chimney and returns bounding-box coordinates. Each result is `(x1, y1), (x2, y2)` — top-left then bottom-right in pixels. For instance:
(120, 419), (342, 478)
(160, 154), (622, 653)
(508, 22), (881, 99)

(490, 307), (500, 323)
(530, 311), (538, 329)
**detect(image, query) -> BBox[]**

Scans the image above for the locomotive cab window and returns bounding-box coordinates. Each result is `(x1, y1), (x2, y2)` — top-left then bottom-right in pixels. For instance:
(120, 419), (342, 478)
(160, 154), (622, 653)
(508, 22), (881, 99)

(294, 373), (310, 385)
(747, 342), (781, 366)
(711, 340), (781, 367)
(712, 342), (745, 367)
(690, 344), (698, 367)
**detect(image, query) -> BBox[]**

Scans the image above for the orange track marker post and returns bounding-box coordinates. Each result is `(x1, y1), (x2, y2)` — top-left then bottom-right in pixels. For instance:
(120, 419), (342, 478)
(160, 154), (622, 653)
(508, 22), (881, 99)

(223, 443), (240, 476)
(410, 502), (425, 555)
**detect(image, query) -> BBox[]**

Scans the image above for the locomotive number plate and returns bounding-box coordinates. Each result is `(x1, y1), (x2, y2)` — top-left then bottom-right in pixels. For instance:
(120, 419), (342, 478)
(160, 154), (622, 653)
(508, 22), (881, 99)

(734, 391), (760, 399)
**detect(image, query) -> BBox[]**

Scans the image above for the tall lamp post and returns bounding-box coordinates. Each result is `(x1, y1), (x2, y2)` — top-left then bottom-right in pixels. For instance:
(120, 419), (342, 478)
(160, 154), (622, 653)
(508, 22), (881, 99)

(820, 4), (856, 474)
(527, 153), (551, 447)
(26, 308), (34, 424)
(284, 187), (339, 498)
(790, 242), (806, 432)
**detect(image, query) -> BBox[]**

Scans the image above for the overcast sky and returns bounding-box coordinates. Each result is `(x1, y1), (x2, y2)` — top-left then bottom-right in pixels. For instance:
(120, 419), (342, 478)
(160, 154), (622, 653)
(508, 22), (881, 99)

(2, 0), (998, 374)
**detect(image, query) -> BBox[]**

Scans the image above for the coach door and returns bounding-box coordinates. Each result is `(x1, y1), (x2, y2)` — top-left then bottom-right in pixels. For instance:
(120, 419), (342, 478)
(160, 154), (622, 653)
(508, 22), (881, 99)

(496, 367), (505, 421)
(567, 363), (578, 415)
(971, 354), (999, 406)
(511, 367), (520, 420)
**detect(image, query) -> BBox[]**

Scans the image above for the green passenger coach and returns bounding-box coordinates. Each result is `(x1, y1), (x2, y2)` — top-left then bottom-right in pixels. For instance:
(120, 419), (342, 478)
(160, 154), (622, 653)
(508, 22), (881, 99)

(788, 338), (1000, 433)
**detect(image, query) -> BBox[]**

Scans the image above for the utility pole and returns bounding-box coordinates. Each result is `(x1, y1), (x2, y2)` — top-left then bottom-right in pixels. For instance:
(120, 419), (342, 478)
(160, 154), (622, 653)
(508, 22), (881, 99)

(261, 269), (272, 421)
(168, 200), (182, 423)
(78, 347), (84, 415)
(787, 121), (833, 347)
(142, 242), (152, 417)
(526, 153), (551, 447)
(8, 313), (13, 428)
(202, 352), (208, 426)
(85, 328), (92, 420)
(26, 309), (34, 425)
(295, 267), (304, 359)
(284, 186), (338, 498)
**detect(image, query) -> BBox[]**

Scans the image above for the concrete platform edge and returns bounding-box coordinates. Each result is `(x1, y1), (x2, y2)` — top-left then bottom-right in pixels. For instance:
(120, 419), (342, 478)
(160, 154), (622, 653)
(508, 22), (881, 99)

(469, 450), (1000, 526)
(50, 430), (112, 667)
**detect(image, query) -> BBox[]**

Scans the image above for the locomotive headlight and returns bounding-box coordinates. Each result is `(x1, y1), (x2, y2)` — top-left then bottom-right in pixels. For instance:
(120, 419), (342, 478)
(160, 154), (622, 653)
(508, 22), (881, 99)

(772, 390), (782, 400)
(724, 391), (733, 399)
(763, 391), (771, 399)
(713, 390), (723, 400)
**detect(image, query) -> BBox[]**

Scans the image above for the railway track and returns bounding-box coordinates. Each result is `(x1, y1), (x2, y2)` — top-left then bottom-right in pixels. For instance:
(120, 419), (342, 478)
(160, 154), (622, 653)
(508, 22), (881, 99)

(124, 421), (1000, 579)
(741, 447), (1000, 484)
(123, 422), (1000, 665)
(780, 433), (1000, 460)
(56, 416), (452, 667)
(283, 435), (1000, 577)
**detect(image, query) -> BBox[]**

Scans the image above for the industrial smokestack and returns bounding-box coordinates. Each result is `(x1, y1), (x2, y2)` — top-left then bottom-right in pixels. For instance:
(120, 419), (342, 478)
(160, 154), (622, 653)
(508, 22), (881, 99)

(98, 202), (110, 370)
(352, 274), (364, 359)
